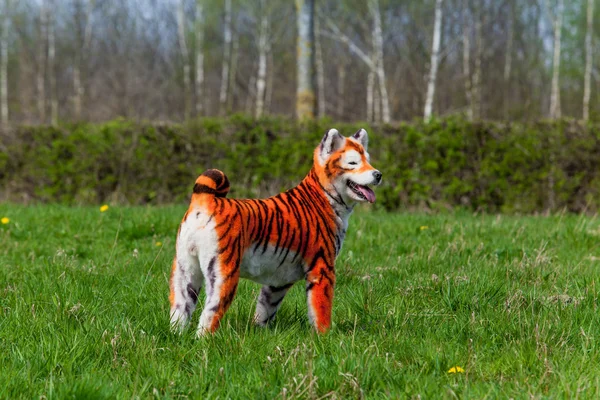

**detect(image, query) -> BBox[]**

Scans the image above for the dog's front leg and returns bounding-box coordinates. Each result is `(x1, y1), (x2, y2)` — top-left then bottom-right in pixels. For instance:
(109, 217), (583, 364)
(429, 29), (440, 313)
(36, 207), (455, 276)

(305, 258), (336, 333)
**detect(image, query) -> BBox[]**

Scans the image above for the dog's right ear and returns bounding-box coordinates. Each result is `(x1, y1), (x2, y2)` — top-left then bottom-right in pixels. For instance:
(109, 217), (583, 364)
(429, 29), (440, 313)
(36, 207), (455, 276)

(318, 129), (345, 165)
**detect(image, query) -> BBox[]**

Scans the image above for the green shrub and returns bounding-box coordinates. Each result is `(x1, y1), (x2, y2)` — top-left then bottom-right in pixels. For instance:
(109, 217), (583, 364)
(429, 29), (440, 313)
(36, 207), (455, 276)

(1, 116), (599, 213)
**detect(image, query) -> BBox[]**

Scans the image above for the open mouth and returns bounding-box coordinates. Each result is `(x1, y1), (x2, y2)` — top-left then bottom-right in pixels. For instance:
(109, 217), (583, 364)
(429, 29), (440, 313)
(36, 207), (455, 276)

(347, 180), (376, 203)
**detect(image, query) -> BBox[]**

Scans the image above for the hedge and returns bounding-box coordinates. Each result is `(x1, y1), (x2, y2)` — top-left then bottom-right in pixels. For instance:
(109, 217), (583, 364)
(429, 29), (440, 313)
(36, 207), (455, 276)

(1, 115), (599, 213)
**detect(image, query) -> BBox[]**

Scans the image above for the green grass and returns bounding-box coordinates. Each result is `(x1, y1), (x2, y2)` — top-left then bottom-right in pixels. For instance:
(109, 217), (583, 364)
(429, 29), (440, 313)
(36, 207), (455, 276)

(1, 204), (600, 398)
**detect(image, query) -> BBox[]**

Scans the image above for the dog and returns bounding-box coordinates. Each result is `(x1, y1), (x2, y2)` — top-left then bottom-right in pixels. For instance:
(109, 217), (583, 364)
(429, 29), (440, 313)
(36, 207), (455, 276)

(169, 128), (381, 336)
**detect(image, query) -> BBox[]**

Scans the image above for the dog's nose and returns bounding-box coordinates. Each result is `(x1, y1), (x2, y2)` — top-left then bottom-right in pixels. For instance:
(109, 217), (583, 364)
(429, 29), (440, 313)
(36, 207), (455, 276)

(373, 170), (382, 183)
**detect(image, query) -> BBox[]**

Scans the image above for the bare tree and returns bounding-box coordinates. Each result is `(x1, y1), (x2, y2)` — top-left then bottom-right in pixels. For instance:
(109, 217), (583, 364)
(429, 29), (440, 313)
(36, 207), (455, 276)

(503, 1), (513, 120)
(48, 0), (57, 126)
(228, 32), (238, 112)
(368, 0), (390, 123)
(0, 0), (9, 130)
(322, 10), (384, 122)
(366, 68), (375, 122)
(195, 0), (204, 116)
(463, 0), (473, 120)
(424, 0), (443, 121)
(73, 0), (93, 120)
(546, 0), (564, 120)
(315, 15), (326, 118)
(219, 0), (232, 115)
(337, 63), (345, 119)
(177, 0), (191, 120)
(472, 3), (483, 120)
(295, 0), (316, 119)
(583, 0), (594, 121)
(37, 0), (47, 123)
(265, 50), (274, 113)
(255, 0), (269, 118)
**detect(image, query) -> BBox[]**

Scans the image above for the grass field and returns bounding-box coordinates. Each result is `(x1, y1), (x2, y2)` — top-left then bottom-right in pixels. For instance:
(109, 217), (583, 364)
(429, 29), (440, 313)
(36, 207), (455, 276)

(1, 204), (599, 399)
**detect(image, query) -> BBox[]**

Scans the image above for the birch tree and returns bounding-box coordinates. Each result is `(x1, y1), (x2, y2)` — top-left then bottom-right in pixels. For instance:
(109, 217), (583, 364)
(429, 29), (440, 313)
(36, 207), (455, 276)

(48, 0), (57, 126)
(315, 15), (326, 118)
(219, 0), (232, 115)
(368, 0), (390, 123)
(462, 0), (473, 120)
(337, 63), (345, 119)
(424, 0), (443, 121)
(322, 6), (387, 122)
(366, 69), (375, 122)
(195, 0), (204, 116)
(227, 33), (238, 112)
(503, 1), (513, 120)
(295, 0), (316, 119)
(37, 0), (47, 123)
(177, 0), (191, 120)
(546, 0), (564, 120)
(72, 0), (93, 121)
(0, 0), (8, 130)
(472, 4), (483, 120)
(255, 0), (269, 118)
(583, 0), (594, 121)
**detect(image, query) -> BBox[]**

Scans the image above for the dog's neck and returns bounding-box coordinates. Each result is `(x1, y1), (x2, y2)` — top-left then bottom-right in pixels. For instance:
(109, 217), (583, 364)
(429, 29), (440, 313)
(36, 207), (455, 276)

(301, 168), (355, 254)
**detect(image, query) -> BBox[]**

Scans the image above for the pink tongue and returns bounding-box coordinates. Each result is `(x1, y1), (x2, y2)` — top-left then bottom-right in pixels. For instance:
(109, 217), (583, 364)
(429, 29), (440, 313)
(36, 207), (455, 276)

(357, 185), (376, 203)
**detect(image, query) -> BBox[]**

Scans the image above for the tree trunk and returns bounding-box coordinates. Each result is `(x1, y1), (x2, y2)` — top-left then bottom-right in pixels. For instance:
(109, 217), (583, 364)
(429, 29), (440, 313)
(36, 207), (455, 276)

(246, 73), (256, 115)
(369, 0), (390, 123)
(265, 49), (274, 113)
(219, 0), (232, 116)
(472, 7), (482, 120)
(228, 33), (238, 112)
(462, 1), (473, 121)
(424, 0), (443, 121)
(195, 0), (204, 116)
(337, 63), (345, 119)
(549, 0), (563, 120)
(48, 0), (57, 126)
(295, 0), (315, 120)
(37, 0), (47, 123)
(0, 0), (9, 130)
(503, 1), (513, 120)
(583, 0), (594, 121)
(255, 0), (268, 118)
(73, 0), (92, 121)
(374, 82), (381, 123)
(367, 69), (375, 122)
(315, 15), (326, 118)
(177, 0), (191, 120)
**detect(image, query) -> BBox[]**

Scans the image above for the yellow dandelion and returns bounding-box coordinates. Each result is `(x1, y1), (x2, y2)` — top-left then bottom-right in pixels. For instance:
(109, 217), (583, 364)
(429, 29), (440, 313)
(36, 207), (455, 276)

(448, 366), (465, 374)
(100, 205), (109, 212)
(420, 225), (429, 231)
(1, 217), (9, 224)
(155, 242), (162, 247)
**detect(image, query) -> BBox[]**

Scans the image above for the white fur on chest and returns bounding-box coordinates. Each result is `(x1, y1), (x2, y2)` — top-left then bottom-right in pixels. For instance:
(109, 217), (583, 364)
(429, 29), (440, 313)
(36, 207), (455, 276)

(239, 244), (305, 287)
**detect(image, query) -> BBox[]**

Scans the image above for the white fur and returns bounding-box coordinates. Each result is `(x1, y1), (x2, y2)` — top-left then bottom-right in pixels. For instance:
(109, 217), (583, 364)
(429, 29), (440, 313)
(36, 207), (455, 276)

(240, 244), (305, 287)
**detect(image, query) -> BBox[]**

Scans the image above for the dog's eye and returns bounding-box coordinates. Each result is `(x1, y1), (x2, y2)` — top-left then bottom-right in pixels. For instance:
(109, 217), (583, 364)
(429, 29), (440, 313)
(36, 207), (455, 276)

(348, 161), (358, 166)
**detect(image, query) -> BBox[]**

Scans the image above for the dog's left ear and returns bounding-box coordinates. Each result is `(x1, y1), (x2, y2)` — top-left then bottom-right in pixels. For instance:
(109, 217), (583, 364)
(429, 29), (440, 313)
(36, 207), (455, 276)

(352, 129), (369, 151)
(318, 129), (345, 164)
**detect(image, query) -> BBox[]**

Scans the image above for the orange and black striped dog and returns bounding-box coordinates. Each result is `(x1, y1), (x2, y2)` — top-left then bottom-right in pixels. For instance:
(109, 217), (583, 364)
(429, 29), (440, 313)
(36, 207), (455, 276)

(169, 129), (381, 335)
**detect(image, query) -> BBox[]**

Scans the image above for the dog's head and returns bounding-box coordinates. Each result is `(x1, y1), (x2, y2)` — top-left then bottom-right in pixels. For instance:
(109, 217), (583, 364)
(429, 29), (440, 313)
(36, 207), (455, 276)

(314, 128), (382, 204)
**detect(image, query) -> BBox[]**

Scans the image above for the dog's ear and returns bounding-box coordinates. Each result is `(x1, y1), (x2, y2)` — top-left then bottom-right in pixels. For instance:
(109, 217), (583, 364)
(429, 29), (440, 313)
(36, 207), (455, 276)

(318, 129), (345, 164)
(352, 129), (368, 151)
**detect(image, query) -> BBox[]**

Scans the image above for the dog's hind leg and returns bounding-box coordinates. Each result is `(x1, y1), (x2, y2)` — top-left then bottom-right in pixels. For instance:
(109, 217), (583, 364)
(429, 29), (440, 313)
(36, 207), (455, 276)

(197, 253), (241, 337)
(254, 283), (294, 326)
(169, 249), (203, 333)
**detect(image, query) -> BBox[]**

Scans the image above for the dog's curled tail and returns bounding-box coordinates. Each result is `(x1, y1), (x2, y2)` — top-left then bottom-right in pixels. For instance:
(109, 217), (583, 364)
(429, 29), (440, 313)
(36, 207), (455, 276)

(192, 169), (230, 198)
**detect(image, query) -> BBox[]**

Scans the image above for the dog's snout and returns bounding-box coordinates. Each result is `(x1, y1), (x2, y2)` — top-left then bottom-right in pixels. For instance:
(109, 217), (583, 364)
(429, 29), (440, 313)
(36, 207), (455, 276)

(373, 170), (382, 184)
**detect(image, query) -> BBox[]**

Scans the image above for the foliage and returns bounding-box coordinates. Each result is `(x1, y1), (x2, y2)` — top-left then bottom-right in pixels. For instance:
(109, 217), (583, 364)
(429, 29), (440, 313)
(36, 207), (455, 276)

(1, 205), (600, 397)
(1, 116), (599, 213)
